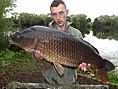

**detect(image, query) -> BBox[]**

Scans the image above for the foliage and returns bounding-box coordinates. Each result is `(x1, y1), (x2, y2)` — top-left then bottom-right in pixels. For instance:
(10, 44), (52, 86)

(0, 48), (42, 76)
(77, 67), (96, 78)
(78, 66), (118, 85)
(39, 14), (53, 26)
(18, 13), (52, 29)
(70, 14), (90, 37)
(0, 0), (16, 51)
(0, 0), (16, 29)
(108, 70), (118, 84)
(0, 0), (16, 31)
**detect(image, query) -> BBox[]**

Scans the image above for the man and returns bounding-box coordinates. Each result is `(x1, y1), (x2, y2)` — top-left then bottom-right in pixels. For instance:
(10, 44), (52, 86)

(35, 0), (83, 84)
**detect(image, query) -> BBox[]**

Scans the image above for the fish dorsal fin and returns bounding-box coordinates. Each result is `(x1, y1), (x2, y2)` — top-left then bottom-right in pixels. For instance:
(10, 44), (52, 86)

(79, 38), (99, 54)
(53, 63), (64, 76)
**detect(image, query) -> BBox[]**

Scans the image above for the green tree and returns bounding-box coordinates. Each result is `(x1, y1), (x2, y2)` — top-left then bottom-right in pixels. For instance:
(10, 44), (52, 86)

(70, 14), (90, 37)
(92, 18), (101, 36)
(0, 0), (16, 51)
(18, 13), (45, 29)
(70, 15), (81, 30)
(39, 14), (52, 26)
(0, 0), (16, 30)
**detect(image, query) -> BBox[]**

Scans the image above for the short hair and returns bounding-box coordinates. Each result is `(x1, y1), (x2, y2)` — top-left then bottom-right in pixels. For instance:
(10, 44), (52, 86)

(50, 0), (66, 10)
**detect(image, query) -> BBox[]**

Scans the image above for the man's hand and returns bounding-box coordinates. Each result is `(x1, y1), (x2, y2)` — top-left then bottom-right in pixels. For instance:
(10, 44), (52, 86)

(34, 50), (43, 58)
(78, 62), (91, 71)
(34, 50), (51, 69)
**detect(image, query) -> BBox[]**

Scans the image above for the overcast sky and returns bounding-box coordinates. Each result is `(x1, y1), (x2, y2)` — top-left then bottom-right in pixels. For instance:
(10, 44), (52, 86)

(13, 0), (118, 20)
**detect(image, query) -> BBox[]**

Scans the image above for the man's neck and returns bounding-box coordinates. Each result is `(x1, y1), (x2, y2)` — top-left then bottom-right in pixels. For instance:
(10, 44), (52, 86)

(56, 22), (67, 30)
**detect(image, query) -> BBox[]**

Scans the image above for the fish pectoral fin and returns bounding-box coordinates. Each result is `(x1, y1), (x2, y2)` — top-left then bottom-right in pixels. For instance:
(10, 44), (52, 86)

(54, 63), (64, 76)
(97, 69), (108, 83)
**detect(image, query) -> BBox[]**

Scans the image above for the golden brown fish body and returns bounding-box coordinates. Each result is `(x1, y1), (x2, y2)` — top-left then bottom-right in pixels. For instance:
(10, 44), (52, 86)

(9, 25), (115, 83)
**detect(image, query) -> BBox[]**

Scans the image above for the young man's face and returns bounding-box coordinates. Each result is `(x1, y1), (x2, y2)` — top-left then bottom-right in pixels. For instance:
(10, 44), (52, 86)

(50, 4), (69, 28)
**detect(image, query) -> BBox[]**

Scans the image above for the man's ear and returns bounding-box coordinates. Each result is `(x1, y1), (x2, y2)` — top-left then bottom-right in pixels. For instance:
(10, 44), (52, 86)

(66, 9), (69, 15)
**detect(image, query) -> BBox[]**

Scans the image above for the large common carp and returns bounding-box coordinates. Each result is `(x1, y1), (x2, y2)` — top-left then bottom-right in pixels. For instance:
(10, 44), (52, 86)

(9, 25), (115, 83)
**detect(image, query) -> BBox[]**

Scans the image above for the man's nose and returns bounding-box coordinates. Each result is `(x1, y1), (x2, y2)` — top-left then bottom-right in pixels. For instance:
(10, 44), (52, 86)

(56, 13), (61, 20)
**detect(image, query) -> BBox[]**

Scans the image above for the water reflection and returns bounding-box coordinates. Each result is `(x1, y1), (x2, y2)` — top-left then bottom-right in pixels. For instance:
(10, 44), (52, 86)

(83, 31), (118, 67)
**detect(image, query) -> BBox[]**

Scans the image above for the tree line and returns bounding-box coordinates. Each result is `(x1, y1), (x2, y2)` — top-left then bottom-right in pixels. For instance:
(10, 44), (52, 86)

(8, 13), (118, 40)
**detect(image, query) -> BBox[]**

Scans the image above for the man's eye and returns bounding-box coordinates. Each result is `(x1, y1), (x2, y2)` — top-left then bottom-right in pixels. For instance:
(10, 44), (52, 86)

(51, 13), (57, 16)
(59, 11), (64, 15)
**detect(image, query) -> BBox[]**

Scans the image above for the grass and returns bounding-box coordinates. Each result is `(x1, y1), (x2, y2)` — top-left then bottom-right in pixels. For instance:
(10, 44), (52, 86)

(108, 70), (118, 85)
(0, 49), (42, 76)
(77, 66), (118, 85)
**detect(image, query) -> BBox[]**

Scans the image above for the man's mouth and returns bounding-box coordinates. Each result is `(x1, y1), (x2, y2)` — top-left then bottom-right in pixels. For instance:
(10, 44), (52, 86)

(57, 21), (62, 24)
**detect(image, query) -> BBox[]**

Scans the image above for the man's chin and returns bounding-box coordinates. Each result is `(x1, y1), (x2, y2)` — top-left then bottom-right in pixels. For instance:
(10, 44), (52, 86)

(57, 23), (64, 27)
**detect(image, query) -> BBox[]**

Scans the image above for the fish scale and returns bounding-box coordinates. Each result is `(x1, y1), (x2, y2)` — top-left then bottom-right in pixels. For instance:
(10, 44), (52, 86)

(38, 30), (77, 66)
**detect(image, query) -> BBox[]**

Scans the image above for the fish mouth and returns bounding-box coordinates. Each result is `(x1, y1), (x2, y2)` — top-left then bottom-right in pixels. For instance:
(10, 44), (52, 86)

(8, 37), (13, 44)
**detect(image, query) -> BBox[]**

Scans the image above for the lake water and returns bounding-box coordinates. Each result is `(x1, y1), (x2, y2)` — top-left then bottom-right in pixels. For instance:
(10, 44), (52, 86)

(83, 31), (118, 70)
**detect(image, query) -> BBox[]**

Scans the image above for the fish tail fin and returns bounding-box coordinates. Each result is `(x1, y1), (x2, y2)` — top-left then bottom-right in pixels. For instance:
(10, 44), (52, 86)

(97, 69), (108, 83)
(97, 59), (115, 83)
